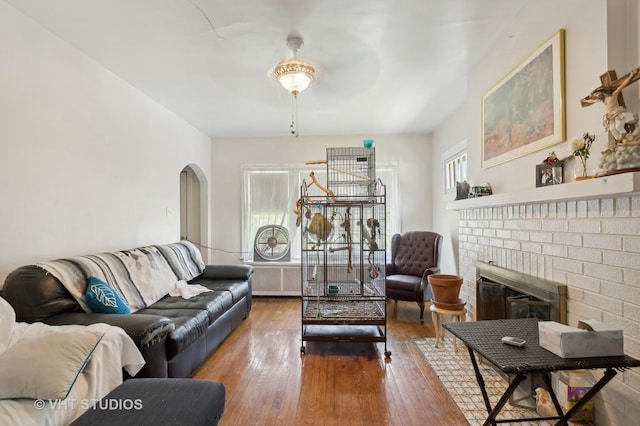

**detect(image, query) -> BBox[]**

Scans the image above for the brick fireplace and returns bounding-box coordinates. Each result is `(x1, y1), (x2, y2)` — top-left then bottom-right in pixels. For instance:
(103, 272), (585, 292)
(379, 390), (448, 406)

(449, 172), (640, 425)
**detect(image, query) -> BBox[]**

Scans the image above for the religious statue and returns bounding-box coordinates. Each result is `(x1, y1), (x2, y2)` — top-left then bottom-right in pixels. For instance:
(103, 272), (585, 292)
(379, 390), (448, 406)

(581, 66), (640, 171)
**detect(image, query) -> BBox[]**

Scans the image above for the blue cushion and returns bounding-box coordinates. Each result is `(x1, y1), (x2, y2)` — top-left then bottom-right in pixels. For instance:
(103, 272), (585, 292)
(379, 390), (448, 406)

(85, 276), (130, 314)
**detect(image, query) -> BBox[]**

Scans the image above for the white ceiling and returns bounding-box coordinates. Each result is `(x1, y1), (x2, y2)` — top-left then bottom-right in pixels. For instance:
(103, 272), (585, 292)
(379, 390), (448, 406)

(6, 0), (527, 138)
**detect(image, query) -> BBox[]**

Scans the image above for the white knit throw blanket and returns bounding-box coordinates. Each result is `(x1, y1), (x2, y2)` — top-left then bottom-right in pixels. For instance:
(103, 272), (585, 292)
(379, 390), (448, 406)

(37, 241), (205, 313)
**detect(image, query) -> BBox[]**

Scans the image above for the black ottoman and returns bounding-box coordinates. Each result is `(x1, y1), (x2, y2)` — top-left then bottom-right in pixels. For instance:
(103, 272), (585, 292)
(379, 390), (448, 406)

(70, 378), (225, 426)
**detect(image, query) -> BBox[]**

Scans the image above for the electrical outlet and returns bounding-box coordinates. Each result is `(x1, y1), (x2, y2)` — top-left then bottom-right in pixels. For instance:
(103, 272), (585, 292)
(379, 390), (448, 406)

(166, 207), (174, 217)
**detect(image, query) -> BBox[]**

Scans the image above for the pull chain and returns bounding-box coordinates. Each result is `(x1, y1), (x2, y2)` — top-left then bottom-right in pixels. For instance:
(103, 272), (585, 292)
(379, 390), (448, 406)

(290, 92), (299, 137)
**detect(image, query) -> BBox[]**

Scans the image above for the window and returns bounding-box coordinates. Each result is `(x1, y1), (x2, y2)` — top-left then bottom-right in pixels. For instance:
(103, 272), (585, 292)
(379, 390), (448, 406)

(242, 162), (399, 262)
(444, 150), (467, 193)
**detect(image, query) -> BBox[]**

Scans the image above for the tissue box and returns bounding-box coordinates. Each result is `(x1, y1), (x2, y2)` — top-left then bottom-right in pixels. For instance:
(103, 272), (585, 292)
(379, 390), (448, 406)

(538, 320), (624, 358)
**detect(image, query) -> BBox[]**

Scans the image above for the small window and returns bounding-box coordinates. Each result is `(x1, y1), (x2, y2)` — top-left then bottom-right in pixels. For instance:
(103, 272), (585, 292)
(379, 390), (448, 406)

(444, 151), (467, 193)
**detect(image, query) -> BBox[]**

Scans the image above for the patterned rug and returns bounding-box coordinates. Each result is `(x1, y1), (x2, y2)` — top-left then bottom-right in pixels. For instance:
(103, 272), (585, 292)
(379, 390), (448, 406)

(414, 337), (554, 426)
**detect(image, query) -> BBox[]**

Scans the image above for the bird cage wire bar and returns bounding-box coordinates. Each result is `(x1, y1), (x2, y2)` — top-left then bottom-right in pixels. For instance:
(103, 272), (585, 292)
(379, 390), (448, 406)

(299, 201), (386, 298)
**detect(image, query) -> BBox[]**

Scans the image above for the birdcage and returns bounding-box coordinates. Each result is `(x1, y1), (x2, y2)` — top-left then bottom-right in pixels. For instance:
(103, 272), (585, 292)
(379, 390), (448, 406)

(299, 147), (389, 358)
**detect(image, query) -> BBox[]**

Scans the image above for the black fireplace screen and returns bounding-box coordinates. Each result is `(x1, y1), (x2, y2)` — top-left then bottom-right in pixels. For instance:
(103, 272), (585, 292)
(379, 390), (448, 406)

(475, 263), (567, 324)
(476, 278), (505, 321)
(507, 295), (550, 320)
(476, 277), (553, 321)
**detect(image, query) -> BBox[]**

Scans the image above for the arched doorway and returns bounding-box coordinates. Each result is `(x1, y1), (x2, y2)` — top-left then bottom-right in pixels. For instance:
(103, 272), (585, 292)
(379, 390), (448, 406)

(180, 164), (209, 261)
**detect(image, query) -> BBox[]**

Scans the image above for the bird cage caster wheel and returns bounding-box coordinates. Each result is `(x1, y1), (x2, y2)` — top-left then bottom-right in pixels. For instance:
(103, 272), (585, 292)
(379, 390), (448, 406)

(384, 350), (392, 358)
(300, 345), (306, 354)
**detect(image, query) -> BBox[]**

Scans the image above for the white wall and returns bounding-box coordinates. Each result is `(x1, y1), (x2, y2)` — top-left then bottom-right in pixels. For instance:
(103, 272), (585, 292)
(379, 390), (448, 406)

(467, 0), (613, 194)
(431, 105), (468, 275)
(0, 1), (211, 283)
(209, 134), (432, 264)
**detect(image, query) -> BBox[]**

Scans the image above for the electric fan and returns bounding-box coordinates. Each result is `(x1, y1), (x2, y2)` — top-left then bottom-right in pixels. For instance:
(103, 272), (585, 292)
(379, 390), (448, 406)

(253, 225), (291, 261)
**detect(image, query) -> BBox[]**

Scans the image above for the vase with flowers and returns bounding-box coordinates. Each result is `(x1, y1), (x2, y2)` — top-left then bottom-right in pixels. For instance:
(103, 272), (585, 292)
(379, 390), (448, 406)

(571, 133), (595, 180)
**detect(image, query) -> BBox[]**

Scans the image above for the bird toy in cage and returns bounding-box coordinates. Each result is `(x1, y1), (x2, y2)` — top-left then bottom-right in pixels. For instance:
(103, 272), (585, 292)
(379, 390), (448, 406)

(363, 217), (380, 279)
(342, 207), (353, 274)
(307, 170), (336, 203)
(293, 198), (311, 227)
(294, 170), (335, 237)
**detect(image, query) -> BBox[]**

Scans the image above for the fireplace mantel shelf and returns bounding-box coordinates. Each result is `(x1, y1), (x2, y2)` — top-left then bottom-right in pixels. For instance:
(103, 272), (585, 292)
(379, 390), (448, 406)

(447, 171), (640, 210)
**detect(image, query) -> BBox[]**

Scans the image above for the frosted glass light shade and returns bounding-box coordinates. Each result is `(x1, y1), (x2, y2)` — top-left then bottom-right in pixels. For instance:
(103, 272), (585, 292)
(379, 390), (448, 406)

(274, 58), (316, 94)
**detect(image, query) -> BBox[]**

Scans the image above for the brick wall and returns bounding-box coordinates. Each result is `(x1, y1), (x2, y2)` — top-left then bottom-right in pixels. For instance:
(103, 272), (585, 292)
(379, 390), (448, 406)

(457, 195), (640, 425)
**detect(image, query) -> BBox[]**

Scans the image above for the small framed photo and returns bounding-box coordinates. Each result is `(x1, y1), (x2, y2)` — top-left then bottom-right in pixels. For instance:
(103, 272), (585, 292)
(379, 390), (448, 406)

(536, 164), (563, 187)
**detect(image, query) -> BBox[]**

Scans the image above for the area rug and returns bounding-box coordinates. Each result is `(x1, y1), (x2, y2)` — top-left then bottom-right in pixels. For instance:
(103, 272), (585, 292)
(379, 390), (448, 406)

(414, 337), (553, 426)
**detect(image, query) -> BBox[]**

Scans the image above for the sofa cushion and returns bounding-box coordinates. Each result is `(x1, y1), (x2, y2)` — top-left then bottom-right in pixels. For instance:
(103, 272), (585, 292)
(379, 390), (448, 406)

(151, 291), (233, 324)
(85, 276), (131, 314)
(198, 264), (253, 281)
(135, 307), (210, 358)
(0, 330), (104, 400)
(196, 279), (249, 304)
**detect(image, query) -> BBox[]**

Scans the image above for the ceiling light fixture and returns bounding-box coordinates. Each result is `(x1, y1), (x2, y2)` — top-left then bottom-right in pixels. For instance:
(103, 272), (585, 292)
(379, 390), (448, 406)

(274, 34), (316, 137)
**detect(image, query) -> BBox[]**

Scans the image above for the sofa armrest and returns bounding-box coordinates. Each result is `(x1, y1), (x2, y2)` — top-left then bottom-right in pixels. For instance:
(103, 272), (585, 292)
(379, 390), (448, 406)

(421, 267), (440, 281)
(3, 265), (81, 323)
(197, 264), (254, 281)
(385, 263), (396, 276)
(421, 267), (440, 301)
(44, 312), (174, 347)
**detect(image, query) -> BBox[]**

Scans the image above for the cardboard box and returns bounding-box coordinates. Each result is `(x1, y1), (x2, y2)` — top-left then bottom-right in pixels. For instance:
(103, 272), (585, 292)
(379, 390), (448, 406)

(551, 370), (595, 421)
(538, 320), (624, 358)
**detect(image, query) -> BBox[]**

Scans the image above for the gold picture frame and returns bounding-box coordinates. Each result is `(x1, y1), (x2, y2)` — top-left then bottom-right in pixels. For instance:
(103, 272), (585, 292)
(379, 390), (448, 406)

(482, 29), (565, 168)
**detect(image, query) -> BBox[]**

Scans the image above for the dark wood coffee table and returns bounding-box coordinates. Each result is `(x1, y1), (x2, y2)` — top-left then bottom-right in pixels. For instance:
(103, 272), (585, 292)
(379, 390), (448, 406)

(443, 318), (640, 426)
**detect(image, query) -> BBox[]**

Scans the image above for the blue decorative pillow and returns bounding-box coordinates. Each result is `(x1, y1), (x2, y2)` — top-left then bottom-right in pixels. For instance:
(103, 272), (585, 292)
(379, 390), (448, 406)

(85, 276), (130, 314)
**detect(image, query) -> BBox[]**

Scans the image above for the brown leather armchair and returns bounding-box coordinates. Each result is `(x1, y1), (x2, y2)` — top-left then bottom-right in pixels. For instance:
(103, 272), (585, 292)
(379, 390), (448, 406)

(385, 231), (443, 320)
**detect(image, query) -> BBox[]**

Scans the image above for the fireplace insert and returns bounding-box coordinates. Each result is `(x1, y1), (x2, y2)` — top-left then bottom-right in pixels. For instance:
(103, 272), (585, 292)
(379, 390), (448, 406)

(507, 294), (551, 320)
(475, 262), (567, 324)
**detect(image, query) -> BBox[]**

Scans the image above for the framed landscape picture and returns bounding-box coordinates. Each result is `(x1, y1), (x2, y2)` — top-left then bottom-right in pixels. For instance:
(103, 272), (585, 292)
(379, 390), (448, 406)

(482, 30), (565, 168)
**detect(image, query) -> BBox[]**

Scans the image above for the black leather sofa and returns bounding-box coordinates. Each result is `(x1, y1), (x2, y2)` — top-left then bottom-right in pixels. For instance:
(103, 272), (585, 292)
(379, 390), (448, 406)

(2, 262), (253, 378)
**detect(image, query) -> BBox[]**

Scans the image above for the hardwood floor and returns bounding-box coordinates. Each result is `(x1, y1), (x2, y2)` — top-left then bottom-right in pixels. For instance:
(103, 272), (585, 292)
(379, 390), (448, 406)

(193, 297), (469, 425)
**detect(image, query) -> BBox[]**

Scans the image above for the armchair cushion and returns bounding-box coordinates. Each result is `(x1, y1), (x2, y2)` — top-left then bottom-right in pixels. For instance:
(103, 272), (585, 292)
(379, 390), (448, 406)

(390, 232), (440, 276)
(386, 274), (421, 293)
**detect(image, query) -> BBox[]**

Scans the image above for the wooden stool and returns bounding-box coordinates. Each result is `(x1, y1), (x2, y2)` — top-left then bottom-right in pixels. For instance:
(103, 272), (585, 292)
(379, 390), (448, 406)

(430, 303), (466, 352)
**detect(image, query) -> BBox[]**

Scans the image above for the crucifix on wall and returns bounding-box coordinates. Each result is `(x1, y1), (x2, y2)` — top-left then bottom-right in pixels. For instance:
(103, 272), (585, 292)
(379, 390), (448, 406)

(580, 66), (640, 171)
